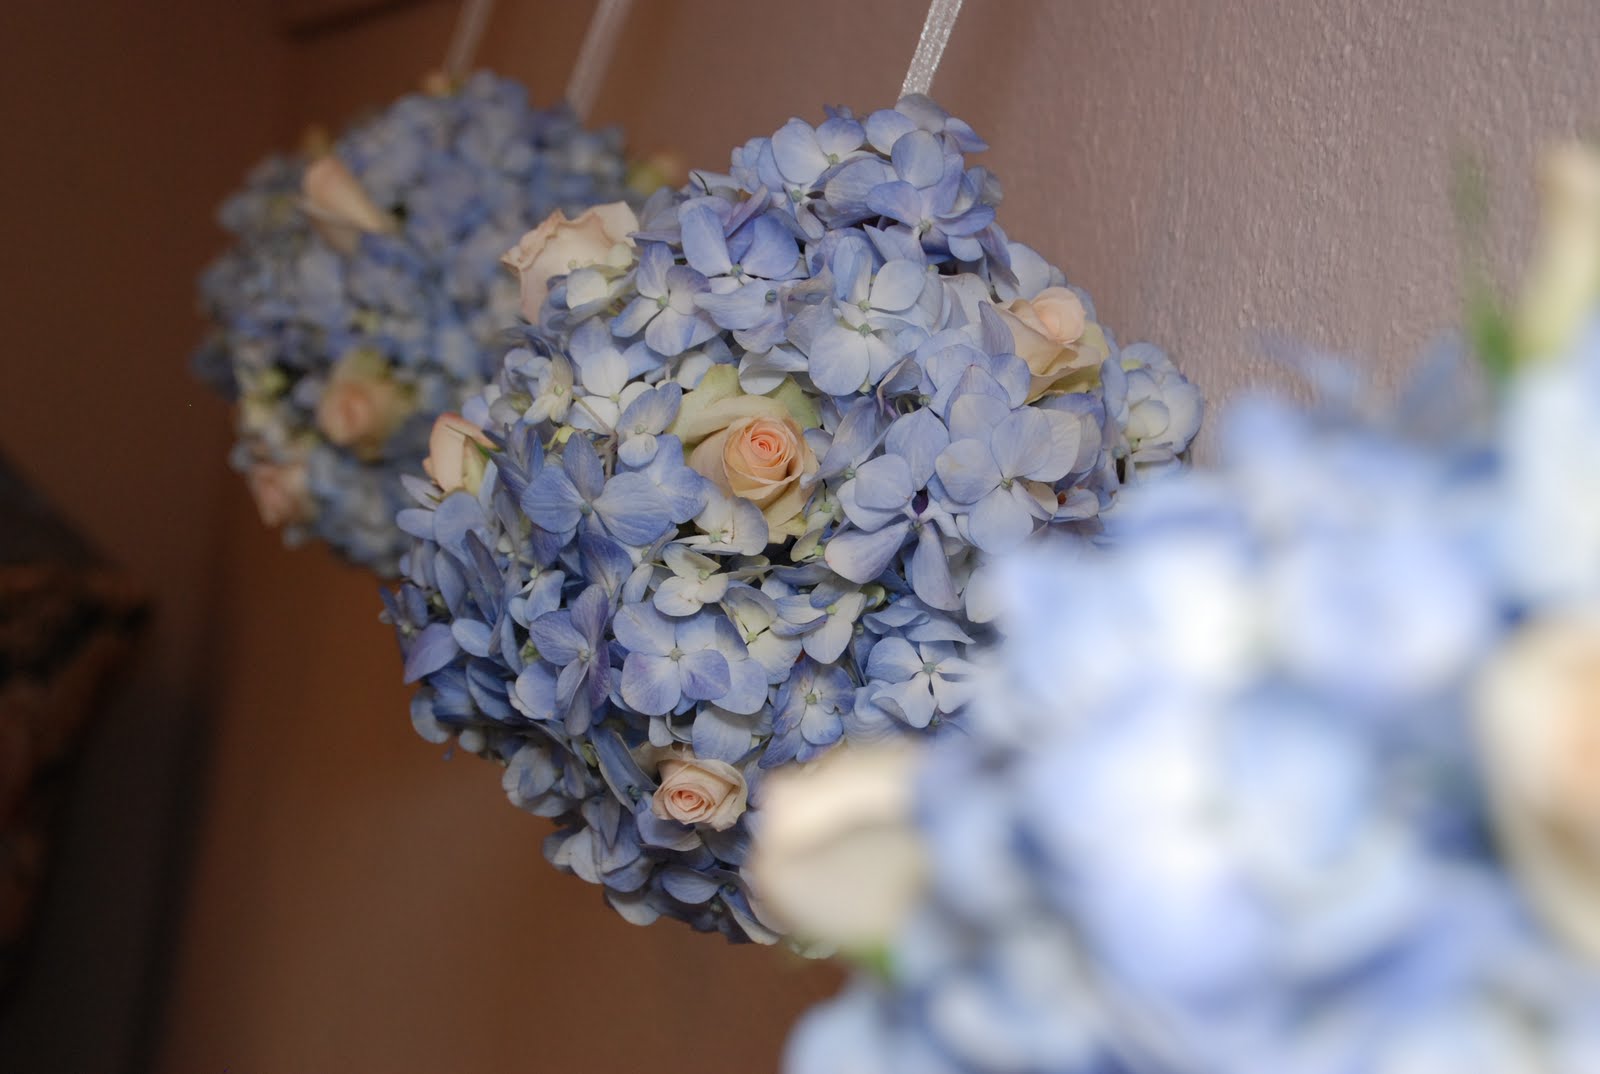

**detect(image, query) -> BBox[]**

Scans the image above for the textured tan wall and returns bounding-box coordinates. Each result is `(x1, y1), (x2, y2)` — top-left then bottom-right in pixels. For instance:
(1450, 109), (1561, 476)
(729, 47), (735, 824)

(94, 1), (1600, 1073)
(587, 0), (1593, 455)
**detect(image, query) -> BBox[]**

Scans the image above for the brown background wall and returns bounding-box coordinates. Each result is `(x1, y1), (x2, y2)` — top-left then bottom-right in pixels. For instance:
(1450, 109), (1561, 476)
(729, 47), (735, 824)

(1, 2), (1597, 1073)
(0, 2), (281, 1070)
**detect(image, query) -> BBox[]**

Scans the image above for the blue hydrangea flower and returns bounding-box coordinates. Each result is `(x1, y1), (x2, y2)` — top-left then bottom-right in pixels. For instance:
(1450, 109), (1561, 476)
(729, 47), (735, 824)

(392, 94), (1201, 944)
(781, 352), (1600, 1071)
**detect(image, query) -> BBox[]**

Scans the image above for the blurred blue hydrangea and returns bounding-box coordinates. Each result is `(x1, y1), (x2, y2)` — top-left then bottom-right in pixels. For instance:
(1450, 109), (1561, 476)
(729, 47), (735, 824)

(780, 340), (1600, 1071)
(194, 72), (632, 574)
(390, 95), (1201, 942)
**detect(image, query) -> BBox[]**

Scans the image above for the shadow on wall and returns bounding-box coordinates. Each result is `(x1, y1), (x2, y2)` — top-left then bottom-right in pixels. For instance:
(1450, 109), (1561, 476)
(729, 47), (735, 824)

(0, 0), (281, 1071)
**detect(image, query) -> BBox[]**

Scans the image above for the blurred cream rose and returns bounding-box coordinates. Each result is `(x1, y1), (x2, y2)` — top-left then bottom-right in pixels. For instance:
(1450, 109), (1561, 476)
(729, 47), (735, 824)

(1516, 142), (1600, 362)
(626, 149), (691, 199)
(423, 412), (493, 496)
(1478, 610), (1600, 961)
(301, 155), (395, 255)
(237, 370), (288, 441)
(419, 69), (456, 97)
(245, 458), (314, 529)
(651, 748), (748, 830)
(997, 286), (1111, 400)
(503, 202), (639, 321)
(745, 742), (926, 951)
(670, 366), (819, 537)
(315, 350), (414, 460)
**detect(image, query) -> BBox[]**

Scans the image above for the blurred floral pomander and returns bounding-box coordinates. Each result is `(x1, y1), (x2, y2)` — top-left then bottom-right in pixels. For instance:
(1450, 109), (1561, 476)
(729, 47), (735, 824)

(193, 72), (637, 575)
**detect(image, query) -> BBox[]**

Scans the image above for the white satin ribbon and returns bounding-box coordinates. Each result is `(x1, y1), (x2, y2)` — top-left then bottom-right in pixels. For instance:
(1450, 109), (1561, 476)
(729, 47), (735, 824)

(900, 0), (965, 98)
(565, 0), (635, 122)
(443, 0), (496, 82)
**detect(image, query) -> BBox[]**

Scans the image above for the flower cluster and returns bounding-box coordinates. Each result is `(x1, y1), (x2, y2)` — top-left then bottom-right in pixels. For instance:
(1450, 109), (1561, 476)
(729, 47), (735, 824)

(195, 72), (634, 574)
(389, 95), (1200, 941)
(774, 145), (1600, 1073)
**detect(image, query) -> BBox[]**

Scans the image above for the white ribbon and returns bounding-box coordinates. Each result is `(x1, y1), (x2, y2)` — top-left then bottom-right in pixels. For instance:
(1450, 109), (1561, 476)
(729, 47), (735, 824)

(566, 0), (635, 122)
(900, 0), (965, 98)
(443, 0), (496, 83)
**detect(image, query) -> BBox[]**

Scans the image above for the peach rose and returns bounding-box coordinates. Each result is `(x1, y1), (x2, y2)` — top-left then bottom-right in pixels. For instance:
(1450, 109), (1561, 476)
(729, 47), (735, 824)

(651, 750), (748, 831)
(1478, 610), (1600, 961)
(424, 412), (494, 496)
(745, 742), (926, 950)
(301, 155), (395, 255)
(671, 366), (819, 536)
(246, 458), (314, 529)
(315, 350), (414, 460)
(997, 286), (1111, 400)
(502, 202), (639, 321)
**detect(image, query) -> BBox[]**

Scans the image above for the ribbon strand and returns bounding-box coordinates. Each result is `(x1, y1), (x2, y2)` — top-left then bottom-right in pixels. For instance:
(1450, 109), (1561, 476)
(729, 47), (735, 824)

(900, 0), (965, 98)
(565, 0), (635, 123)
(443, 0), (496, 83)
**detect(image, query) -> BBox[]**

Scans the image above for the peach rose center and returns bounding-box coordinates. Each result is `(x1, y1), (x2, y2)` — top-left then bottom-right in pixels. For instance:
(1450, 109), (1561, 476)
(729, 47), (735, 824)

(1026, 288), (1082, 340)
(727, 417), (797, 481)
(666, 786), (714, 820)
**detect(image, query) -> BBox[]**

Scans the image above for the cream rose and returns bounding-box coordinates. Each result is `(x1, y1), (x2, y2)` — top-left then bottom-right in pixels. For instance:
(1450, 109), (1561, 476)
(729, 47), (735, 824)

(245, 458), (314, 529)
(998, 286), (1111, 400)
(301, 155), (395, 255)
(671, 366), (819, 537)
(1478, 610), (1600, 961)
(503, 202), (639, 321)
(315, 350), (414, 460)
(745, 742), (927, 950)
(423, 412), (494, 496)
(651, 749), (748, 831)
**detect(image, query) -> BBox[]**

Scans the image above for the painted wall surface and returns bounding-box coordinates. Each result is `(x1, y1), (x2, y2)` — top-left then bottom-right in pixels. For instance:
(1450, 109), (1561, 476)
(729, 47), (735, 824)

(2, 1), (1592, 1073)
(0, 2), (280, 1071)
(558, 0), (1596, 452)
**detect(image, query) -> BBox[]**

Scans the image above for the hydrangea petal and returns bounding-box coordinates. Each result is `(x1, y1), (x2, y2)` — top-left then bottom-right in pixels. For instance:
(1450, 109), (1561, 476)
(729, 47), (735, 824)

(613, 602), (676, 656)
(679, 648), (733, 702)
(853, 454), (915, 511)
(593, 471), (673, 546)
(968, 485), (1037, 552)
(511, 662), (558, 720)
(403, 622), (460, 683)
(771, 119), (831, 187)
(935, 439), (1001, 504)
(692, 705), (756, 762)
(890, 129), (945, 188)
(679, 198), (734, 276)
(826, 521), (911, 584)
(621, 652), (681, 715)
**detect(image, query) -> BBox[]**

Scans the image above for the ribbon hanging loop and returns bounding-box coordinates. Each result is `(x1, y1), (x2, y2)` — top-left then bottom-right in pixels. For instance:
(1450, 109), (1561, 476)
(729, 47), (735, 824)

(566, 0), (635, 122)
(900, 0), (965, 98)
